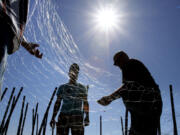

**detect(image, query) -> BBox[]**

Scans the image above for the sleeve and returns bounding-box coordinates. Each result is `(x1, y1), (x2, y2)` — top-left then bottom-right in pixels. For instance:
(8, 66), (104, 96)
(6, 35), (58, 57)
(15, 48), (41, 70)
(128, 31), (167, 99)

(84, 86), (88, 96)
(81, 84), (88, 97)
(77, 83), (87, 99)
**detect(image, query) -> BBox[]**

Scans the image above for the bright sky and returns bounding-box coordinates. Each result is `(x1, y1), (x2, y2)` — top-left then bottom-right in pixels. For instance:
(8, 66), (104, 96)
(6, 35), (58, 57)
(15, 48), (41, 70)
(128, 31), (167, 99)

(0, 0), (180, 135)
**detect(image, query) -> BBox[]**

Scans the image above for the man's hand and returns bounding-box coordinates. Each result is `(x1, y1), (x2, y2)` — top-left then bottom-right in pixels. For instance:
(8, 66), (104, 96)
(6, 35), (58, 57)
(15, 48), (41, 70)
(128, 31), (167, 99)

(27, 43), (43, 59)
(97, 96), (112, 106)
(50, 118), (56, 128)
(22, 41), (43, 58)
(84, 116), (90, 126)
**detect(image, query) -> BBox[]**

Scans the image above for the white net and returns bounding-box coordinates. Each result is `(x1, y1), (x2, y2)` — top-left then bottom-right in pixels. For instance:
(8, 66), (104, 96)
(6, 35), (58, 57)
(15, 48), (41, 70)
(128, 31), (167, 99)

(0, 0), (179, 135)
(1, 0), (122, 134)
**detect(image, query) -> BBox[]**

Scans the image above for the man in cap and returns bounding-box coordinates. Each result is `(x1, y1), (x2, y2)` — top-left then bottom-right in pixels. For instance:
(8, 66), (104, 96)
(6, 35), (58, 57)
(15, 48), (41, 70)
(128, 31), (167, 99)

(98, 51), (162, 135)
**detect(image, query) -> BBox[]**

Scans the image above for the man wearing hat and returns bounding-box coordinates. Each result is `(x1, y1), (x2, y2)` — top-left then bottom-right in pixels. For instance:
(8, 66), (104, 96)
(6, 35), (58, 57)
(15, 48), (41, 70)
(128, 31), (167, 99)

(98, 51), (162, 135)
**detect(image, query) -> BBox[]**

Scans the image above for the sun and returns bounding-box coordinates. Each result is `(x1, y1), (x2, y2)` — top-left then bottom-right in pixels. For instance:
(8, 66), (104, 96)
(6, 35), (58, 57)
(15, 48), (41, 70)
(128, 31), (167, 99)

(93, 6), (119, 32)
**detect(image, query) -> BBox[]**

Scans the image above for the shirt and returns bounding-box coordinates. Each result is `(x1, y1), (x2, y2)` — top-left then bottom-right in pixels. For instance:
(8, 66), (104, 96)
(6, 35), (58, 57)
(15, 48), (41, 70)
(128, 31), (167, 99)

(122, 59), (157, 88)
(57, 83), (88, 115)
(121, 59), (162, 114)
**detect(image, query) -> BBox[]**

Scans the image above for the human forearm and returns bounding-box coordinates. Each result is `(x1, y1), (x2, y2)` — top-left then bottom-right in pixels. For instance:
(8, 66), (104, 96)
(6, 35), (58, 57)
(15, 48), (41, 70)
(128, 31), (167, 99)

(84, 102), (89, 117)
(84, 100), (90, 126)
(21, 39), (30, 50)
(97, 84), (126, 106)
(108, 84), (126, 101)
(50, 97), (61, 128)
(51, 99), (61, 119)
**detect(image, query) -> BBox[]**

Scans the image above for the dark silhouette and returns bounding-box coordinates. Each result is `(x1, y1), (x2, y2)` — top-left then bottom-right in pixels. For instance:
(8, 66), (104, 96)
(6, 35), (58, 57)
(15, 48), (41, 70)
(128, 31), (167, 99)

(50, 63), (90, 135)
(0, 0), (43, 62)
(0, 0), (43, 99)
(98, 51), (162, 135)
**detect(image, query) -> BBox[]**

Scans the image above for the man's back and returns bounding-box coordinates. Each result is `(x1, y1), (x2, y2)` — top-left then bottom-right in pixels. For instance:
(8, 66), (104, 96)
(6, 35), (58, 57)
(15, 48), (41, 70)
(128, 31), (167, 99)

(121, 59), (162, 135)
(122, 59), (157, 88)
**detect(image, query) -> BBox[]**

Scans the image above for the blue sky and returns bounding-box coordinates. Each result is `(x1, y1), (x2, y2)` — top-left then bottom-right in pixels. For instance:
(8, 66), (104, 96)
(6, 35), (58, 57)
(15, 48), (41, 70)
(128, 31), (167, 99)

(0, 0), (180, 134)
(58, 0), (180, 133)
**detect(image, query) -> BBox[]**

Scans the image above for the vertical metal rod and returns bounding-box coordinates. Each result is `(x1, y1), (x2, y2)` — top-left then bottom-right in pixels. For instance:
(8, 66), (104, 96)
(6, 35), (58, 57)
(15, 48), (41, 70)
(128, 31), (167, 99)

(32, 103), (39, 135)
(125, 109), (128, 135)
(17, 96), (26, 135)
(121, 116), (125, 135)
(1, 88), (8, 101)
(170, 85), (178, 135)
(36, 113), (39, 135)
(32, 109), (35, 135)
(43, 117), (48, 135)
(100, 115), (102, 135)
(4, 87), (23, 134)
(4, 97), (15, 135)
(13, 87), (23, 106)
(20, 103), (29, 135)
(38, 87), (57, 135)
(0, 87), (15, 131)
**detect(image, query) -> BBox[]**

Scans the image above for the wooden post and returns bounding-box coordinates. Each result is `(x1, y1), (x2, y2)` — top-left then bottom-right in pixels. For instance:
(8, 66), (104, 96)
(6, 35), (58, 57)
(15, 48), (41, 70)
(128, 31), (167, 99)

(170, 85), (178, 135)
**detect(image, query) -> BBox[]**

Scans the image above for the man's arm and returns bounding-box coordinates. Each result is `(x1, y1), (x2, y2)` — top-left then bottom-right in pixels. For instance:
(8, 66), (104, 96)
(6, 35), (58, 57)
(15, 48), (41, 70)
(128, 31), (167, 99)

(50, 96), (61, 128)
(97, 84), (126, 106)
(21, 38), (43, 58)
(109, 84), (126, 100)
(83, 95), (90, 126)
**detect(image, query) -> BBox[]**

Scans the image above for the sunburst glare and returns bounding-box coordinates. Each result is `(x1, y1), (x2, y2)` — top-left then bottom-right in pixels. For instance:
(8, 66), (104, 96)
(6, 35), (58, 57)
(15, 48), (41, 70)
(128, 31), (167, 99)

(93, 6), (120, 33)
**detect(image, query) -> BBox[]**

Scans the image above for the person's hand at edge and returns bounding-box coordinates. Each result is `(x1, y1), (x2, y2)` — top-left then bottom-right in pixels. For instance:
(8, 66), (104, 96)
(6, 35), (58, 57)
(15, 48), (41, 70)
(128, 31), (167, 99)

(97, 96), (112, 106)
(84, 116), (90, 126)
(27, 43), (43, 59)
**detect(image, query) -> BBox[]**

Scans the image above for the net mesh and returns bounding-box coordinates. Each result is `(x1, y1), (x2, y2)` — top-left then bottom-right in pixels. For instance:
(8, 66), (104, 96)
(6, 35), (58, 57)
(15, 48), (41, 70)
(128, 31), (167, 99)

(0, 0), (179, 135)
